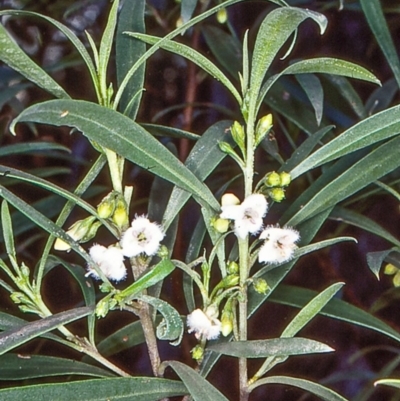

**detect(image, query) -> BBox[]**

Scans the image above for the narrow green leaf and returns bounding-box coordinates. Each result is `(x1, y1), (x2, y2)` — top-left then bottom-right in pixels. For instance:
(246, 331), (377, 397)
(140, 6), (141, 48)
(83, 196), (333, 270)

(11, 99), (219, 210)
(138, 295), (183, 344)
(258, 58), (379, 116)
(118, 259), (175, 300)
(0, 142), (70, 157)
(142, 123), (200, 141)
(0, 165), (116, 237)
(282, 282), (344, 337)
(296, 74), (324, 125)
(375, 378), (400, 390)
(366, 249), (397, 279)
(98, 0), (119, 102)
(0, 10), (97, 96)
(360, 0), (400, 88)
(129, 33), (241, 105)
(1, 200), (15, 258)
(164, 361), (229, 401)
(0, 185), (92, 264)
(290, 104), (400, 180)
(330, 206), (400, 247)
(269, 284), (400, 343)
(249, 8), (327, 117)
(0, 306), (92, 355)
(249, 376), (349, 401)
(162, 120), (233, 230)
(0, 354), (114, 380)
(0, 377), (187, 401)
(208, 337), (333, 358)
(287, 136), (400, 226)
(116, 0), (146, 118)
(0, 24), (69, 99)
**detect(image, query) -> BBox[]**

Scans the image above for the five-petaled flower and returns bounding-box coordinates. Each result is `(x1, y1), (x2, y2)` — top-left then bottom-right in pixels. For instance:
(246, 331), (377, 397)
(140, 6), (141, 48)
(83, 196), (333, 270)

(187, 307), (221, 340)
(220, 193), (268, 239)
(120, 215), (164, 257)
(258, 226), (300, 264)
(87, 244), (126, 282)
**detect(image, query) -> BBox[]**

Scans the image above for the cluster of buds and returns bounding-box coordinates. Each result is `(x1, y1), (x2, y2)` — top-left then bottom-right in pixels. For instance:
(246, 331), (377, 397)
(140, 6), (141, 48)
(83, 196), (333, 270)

(384, 263), (400, 287)
(97, 191), (129, 231)
(261, 171), (292, 202)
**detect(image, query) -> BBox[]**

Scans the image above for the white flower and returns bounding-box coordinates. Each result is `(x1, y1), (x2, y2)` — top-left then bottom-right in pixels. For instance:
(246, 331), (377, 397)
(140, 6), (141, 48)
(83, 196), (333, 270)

(258, 226), (300, 264)
(220, 194), (268, 239)
(187, 308), (221, 340)
(87, 244), (126, 282)
(120, 215), (164, 257)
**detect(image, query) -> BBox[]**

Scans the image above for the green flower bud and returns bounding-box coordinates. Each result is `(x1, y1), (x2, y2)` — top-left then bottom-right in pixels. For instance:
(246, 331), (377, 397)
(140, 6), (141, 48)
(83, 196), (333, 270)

(20, 263), (30, 279)
(216, 8), (228, 24)
(191, 345), (204, 361)
(279, 171), (291, 187)
(212, 217), (230, 234)
(221, 309), (234, 337)
(221, 274), (239, 288)
(97, 193), (116, 219)
(255, 113), (273, 146)
(112, 198), (129, 229)
(54, 216), (97, 251)
(230, 121), (245, 153)
(253, 278), (269, 294)
(393, 271), (400, 287)
(157, 245), (169, 259)
(219, 141), (236, 156)
(227, 261), (239, 274)
(265, 171), (281, 187)
(96, 297), (117, 319)
(268, 187), (285, 203)
(10, 291), (27, 304)
(384, 263), (398, 275)
(81, 221), (102, 243)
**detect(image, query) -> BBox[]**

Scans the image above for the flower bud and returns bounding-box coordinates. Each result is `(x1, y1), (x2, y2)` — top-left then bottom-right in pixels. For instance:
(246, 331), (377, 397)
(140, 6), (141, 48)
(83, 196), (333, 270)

(20, 263), (30, 279)
(253, 278), (269, 294)
(255, 113), (273, 146)
(230, 121), (245, 153)
(279, 172), (291, 187)
(221, 193), (240, 207)
(97, 193), (116, 219)
(219, 141), (236, 156)
(268, 188), (285, 203)
(227, 260), (239, 275)
(212, 217), (230, 233)
(157, 245), (169, 259)
(112, 198), (129, 229)
(54, 216), (97, 251)
(384, 263), (398, 275)
(81, 221), (102, 243)
(221, 309), (234, 337)
(10, 291), (28, 304)
(221, 274), (239, 288)
(216, 8), (228, 24)
(191, 345), (204, 361)
(393, 271), (400, 287)
(265, 171), (281, 187)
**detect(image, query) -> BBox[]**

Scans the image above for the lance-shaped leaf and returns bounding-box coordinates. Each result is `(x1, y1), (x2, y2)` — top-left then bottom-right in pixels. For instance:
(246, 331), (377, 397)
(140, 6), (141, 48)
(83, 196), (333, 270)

(138, 295), (183, 344)
(163, 361), (229, 401)
(290, 104), (400, 179)
(129, 33), (241, 105)
(0, 9), (98, 100)
(116, 0), (146, 118)
(360, 0), (400, 88)
(11, 100), (219, 210)
(249, 376), (349, 401)
(0, 377), (187, 401)
(117, 259), (175, 301)
(375, 379), (400, 390)
(208, 337), (333, 358)
(287, 136), (400, 226)
(0, 24), (69, 99)
(249, 7), (327, 117)
(0, 306), (92, 355)
(0, 354), (115, 380)
(269, 285), (400, 343)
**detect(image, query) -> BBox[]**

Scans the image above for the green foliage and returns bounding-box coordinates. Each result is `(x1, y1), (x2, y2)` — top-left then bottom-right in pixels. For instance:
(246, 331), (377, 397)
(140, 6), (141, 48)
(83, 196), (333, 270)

(0, 0), (399, 400)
